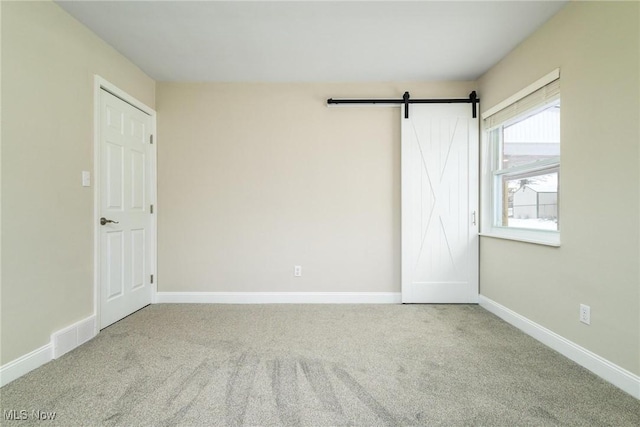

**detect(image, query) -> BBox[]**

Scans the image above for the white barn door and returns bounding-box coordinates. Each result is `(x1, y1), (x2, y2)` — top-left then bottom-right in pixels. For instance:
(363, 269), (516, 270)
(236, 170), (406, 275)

(99, 89), (153, 328)
(401, 104), (479, 303)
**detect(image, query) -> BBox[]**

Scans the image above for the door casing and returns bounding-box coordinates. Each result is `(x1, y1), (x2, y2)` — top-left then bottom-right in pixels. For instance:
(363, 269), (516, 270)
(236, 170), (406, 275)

(93, 76), (157, 332)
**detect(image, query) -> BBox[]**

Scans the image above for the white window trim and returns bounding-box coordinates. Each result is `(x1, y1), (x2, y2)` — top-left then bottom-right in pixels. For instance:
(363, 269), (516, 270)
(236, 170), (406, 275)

(481, 68), (560, 119)
(480, 69), (561, 247)
(479, 230), (560, 247)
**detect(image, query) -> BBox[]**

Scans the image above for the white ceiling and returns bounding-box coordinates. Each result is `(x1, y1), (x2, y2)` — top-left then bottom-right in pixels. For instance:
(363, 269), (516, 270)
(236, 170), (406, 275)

(56, 1), (567, 82)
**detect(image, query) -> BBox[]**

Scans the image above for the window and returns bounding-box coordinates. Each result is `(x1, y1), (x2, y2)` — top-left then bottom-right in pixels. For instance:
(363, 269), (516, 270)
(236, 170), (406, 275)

(481, 70), (560, 246)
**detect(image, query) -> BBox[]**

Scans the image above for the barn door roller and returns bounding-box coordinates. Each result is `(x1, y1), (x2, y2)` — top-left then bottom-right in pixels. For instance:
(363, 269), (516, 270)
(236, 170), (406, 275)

(327, 91), (479, 119)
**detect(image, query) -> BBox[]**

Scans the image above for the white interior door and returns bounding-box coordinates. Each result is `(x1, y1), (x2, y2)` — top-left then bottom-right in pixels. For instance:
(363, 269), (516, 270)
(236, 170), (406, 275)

(401, 104), (479, 303)
(99, 89), (153, 328)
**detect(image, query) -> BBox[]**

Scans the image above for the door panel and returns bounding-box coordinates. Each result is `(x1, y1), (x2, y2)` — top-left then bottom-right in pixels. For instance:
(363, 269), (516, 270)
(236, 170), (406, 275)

(106, 230), (124, 299)
(100, 89), (153, 328)
(106, 143), (124, 209)
(130, 149), (145, 210)
(131, 229), (145, 290)
(401, 104), (478, 303)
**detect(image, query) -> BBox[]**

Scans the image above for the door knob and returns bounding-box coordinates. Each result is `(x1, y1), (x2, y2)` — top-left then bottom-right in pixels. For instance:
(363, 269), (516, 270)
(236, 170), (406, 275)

(100, 217), (119, 226)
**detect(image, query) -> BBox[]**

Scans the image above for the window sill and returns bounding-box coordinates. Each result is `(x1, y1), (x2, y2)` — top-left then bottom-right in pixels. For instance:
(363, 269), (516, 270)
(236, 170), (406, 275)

(479, 230), (561, 247)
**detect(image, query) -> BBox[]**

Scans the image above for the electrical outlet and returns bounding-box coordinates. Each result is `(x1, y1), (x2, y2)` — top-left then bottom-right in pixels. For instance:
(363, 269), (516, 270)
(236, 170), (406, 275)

(294, 265), (302, 277)
(579, 304), (590, 325)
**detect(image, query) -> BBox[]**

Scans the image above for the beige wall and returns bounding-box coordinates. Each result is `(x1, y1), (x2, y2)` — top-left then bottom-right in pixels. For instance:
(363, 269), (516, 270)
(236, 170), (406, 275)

(478, 1), (639, 375)
(1, 1), (155, 364)
(157, 82), (475, 294)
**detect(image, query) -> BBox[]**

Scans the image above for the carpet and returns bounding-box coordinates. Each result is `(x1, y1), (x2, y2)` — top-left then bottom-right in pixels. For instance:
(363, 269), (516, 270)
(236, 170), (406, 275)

(1, 304), (638, 426)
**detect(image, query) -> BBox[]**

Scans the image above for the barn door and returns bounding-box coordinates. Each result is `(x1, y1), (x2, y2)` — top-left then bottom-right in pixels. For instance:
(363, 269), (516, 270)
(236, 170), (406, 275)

(401, 104), (479, 303)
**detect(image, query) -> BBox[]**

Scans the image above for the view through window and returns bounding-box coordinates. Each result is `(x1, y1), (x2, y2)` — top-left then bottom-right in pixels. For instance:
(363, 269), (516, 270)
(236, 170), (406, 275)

(492, 100), (560, 231)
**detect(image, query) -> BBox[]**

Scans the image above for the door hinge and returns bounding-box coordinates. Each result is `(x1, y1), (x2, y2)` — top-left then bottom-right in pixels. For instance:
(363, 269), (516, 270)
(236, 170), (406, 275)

(150, 274), (154, 284)
(150, 134), (154, 144)
(150, 204), (154, 214)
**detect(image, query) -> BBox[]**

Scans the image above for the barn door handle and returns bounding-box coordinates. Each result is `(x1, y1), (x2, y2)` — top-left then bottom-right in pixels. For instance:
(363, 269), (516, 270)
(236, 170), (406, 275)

(100, 217), (119, 225)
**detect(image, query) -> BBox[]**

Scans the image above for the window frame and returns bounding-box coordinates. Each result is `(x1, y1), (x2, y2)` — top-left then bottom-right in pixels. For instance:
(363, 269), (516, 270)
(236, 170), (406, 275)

(480, 70), (561, 247)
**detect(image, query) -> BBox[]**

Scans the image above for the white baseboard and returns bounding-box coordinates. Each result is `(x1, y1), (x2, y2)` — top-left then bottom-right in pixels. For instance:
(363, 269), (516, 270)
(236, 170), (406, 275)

(1, 315), (97, 388)
(479, 295), (640, 399)
(51, 315), (97, 359)
(156, 291), (402, 304)
(0, 344), (52, 388)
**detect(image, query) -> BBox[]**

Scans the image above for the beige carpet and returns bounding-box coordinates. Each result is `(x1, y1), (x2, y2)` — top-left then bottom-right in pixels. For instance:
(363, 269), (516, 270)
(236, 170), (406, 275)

(1, 304), (638, 426)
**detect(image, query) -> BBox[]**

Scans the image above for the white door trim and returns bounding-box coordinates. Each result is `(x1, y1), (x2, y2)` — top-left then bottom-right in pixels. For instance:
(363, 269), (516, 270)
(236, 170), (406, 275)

(93, 76), (157, 332)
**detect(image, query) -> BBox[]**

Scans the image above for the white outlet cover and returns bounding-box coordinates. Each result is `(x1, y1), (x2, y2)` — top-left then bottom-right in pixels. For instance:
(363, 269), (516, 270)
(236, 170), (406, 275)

(579, 304), (591, 325)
